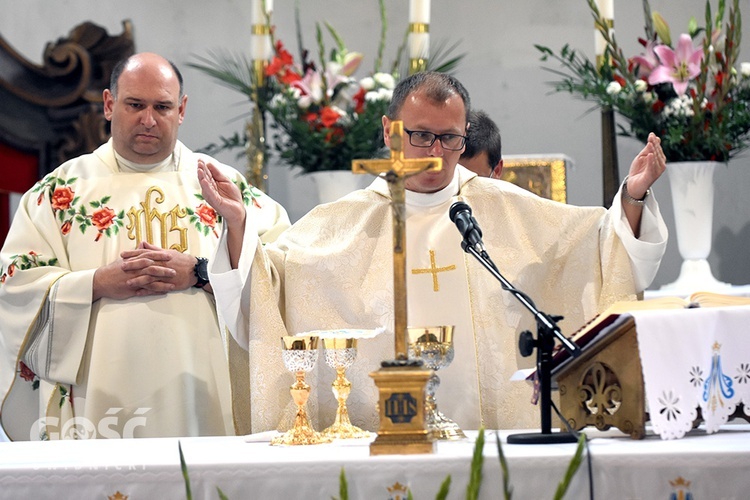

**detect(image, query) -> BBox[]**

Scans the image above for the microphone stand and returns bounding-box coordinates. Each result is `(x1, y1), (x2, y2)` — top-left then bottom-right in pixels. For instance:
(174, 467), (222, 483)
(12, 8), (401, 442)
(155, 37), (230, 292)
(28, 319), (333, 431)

(461, 240), (581, 444)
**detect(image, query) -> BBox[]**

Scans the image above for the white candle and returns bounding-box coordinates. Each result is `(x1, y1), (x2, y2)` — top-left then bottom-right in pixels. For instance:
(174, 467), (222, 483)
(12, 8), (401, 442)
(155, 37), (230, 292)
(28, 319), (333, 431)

(409, 33), (430, 59)
(409, 0), (430, 23)
(250, 0), (273, 61)
(250, 34), (273, 61)
(597, 0), (614, 20)
(250, 0), (273, 24)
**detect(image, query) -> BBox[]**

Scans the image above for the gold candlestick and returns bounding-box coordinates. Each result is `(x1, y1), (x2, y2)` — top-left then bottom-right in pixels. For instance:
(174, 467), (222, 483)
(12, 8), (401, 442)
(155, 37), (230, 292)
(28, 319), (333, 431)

(247, 58), (268, 192)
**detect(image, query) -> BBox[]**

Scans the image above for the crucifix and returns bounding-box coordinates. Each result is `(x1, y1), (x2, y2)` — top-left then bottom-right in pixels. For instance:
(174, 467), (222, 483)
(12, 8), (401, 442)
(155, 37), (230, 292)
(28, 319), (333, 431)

(353, 119), (442, 455)
(352, 120), (442, 362)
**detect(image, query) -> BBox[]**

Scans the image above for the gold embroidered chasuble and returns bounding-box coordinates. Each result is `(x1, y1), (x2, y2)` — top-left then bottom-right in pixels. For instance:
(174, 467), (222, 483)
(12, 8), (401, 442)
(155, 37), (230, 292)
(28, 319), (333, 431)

(220, 167), (665, 434)
(0, 139), (290, 440)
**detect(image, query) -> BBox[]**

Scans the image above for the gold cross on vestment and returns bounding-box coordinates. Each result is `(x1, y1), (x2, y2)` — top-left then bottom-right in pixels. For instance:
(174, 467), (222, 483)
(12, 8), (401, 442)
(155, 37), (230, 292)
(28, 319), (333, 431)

(411, 250), (456, 292)
(352, 120), (442, 361)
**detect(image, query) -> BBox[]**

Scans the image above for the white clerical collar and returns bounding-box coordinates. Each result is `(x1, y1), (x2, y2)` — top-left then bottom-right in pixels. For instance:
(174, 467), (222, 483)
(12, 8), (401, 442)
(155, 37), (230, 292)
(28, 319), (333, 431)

(405, 170), (460, 207)
(371, 166), (467, 208)
(114, 149), (179, 173)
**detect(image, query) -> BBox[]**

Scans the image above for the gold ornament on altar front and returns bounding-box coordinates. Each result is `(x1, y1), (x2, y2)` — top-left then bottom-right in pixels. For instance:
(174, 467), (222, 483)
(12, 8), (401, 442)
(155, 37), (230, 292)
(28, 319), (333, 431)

(271, 336), (331, 446)
(322, 337), (372, 440)
(408, 326), (466, 440)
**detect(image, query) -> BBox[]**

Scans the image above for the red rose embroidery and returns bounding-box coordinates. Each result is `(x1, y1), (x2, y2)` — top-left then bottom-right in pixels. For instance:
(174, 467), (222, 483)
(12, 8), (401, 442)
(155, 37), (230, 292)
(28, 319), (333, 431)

(196, 203), (219, 237)
(7, 264), (14, 277)
(61, 220), (72, 235)
(19, 361), (36, 382)
(196, 203), (217, 227)
(91, 207), (116, 241)
(51, 186), (75, 211)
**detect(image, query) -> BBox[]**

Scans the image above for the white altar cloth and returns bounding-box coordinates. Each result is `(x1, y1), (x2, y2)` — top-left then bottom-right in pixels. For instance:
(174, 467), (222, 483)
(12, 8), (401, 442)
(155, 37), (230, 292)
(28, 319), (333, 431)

(632, 305), (750, 439)
(0, 426), (748, 499)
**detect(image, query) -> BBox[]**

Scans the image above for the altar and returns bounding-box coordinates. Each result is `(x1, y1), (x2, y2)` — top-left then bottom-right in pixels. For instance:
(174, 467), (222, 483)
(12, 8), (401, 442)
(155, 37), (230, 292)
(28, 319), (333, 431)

(0, 426), (748, 499)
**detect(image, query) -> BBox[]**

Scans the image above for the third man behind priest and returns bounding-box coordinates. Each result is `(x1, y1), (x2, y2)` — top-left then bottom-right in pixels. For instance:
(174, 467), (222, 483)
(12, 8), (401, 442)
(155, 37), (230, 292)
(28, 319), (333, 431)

(198, 71), (668, 433)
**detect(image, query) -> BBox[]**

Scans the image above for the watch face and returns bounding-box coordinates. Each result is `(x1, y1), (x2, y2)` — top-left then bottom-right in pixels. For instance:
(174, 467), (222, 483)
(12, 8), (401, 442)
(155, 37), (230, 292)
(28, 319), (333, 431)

(195, 257), (210, 286)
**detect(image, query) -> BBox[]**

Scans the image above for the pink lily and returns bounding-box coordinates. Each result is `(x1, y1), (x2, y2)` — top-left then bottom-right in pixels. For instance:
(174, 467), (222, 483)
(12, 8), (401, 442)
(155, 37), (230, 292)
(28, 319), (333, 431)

(649, 34), (703, 95)
(630, 39), (660, 79)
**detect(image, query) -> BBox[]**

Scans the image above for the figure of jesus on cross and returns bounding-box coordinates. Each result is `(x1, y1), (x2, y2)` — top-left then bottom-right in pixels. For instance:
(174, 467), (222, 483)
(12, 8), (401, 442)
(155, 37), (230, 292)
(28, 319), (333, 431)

(352, 120), (442, 363)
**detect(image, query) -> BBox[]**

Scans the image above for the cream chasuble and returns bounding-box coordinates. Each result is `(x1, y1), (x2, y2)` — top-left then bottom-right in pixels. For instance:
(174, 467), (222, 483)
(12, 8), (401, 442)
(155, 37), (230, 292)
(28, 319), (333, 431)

(403, 179), (482, 431)
(212, 166), (667, 434)
(0, 139), (290, 441)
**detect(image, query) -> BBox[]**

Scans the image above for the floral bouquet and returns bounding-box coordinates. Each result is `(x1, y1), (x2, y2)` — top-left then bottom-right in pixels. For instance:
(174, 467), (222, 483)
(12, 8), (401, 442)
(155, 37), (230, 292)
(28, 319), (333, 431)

(536, 0), (750, 163)
(264, 26), (395, 173)
(189, 0), (464, 178)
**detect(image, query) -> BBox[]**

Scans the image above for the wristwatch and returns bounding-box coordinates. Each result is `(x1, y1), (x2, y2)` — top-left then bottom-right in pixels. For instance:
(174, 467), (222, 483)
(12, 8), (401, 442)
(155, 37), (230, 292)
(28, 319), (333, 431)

(193, 257), (210, 288)
(622, 175), (650, 206)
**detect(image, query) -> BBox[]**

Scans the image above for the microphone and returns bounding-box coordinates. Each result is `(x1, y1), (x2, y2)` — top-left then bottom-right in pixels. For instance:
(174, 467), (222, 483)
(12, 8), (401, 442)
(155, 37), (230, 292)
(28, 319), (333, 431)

(449, 201), (485, 253)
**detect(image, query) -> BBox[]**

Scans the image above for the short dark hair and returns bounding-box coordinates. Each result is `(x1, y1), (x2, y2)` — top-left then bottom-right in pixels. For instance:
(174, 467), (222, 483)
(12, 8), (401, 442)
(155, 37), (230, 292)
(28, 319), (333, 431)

(386, 71), (471, 124)
(461, 110), (502, 168)
(109, 54), (184, 100)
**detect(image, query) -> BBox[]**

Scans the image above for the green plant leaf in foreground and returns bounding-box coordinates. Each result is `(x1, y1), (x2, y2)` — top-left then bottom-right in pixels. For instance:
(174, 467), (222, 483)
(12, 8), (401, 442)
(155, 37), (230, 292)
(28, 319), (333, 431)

(553, 433), (586, 500)
(466, 427), (485, 500)
(495, 432), (513, 500)
(178, 442), (192, 500)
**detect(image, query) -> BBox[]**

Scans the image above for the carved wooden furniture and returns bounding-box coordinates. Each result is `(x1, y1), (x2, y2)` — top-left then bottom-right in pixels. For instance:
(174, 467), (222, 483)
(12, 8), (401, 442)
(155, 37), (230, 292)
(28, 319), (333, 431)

(0, 20), (134, 245)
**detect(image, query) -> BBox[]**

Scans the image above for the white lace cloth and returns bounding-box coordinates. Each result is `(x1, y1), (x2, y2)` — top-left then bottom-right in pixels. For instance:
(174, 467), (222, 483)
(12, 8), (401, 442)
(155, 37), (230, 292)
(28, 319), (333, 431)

(632, 305), (750, 439)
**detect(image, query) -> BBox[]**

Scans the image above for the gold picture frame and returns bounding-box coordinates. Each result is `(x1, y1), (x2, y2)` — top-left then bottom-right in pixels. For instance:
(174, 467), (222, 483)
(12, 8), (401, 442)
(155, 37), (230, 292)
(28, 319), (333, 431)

(499, 154), (570, 203)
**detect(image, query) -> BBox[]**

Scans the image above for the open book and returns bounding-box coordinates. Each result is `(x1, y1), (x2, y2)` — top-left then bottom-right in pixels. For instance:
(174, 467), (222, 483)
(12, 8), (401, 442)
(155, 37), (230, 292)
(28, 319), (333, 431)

(567, 291), (750, 349)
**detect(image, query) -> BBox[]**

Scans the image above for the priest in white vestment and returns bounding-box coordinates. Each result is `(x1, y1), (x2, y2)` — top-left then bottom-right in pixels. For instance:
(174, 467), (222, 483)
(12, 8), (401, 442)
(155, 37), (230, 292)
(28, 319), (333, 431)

(202, 72), (668, 433)
(0, 53), (290, 441)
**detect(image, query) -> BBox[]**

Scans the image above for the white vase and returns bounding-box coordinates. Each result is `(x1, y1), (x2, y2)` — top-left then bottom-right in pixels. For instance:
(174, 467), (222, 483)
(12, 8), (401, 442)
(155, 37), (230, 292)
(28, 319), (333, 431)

(660, 161), (730, 292)
(307, 170), (370, 205)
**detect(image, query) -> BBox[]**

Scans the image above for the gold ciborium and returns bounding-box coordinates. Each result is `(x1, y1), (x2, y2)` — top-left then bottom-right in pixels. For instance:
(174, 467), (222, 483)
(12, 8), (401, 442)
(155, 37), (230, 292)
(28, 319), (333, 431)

(271, 336), (331, 446)
(322, 337), (372, 439)
(408, 326), (466, 440)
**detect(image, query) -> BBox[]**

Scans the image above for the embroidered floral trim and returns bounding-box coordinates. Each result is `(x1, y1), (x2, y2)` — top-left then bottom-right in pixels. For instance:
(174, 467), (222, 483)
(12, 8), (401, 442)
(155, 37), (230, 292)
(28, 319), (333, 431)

(187, 199), (220, 237)
(237, 177), (263, 209)
(18, 361), (39, 390)
(0, 251), (59, 285)
(34, 175), (126, 241)
(187, 178), (261, 236)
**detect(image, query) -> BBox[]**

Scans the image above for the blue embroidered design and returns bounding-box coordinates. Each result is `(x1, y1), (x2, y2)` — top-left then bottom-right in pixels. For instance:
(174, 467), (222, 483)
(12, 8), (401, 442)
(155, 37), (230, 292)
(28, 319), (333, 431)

(702, 342), (734, 412)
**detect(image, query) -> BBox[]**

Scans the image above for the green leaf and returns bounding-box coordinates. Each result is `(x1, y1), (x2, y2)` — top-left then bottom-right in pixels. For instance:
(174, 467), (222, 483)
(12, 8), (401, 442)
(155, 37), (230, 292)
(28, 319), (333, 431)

(333, 467), (348, 500)
(178, 442), (193, 500)
(495, 432), (513, 500)
(435, 475), (451, 500)
(553, 433), (586, 500)
(466, 427), (485, 500)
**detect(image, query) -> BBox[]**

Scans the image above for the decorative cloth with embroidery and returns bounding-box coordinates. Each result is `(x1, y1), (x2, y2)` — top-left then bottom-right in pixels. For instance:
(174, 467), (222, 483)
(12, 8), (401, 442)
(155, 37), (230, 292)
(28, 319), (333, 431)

(632, 306), (750, 440)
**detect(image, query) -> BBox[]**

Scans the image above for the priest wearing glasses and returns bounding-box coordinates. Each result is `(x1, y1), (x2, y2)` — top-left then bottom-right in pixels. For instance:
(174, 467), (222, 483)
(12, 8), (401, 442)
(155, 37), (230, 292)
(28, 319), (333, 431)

(200, 71), (668, 433)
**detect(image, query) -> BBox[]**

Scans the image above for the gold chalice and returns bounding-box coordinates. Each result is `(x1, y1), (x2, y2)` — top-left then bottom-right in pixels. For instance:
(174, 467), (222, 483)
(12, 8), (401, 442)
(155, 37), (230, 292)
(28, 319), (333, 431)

(408, 326), (466, 440)
(322, 338), (372, 439)
(271, 336), (331, 446)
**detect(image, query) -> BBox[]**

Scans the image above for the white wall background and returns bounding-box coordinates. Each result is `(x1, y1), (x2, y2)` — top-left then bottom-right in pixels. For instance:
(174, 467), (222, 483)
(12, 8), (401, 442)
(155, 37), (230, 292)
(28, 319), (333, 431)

(2, 0), (750, 289)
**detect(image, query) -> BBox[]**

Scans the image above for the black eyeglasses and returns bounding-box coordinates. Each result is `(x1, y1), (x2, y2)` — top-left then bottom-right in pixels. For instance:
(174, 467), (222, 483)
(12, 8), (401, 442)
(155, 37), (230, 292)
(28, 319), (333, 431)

(403, 128), (467, 151)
